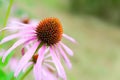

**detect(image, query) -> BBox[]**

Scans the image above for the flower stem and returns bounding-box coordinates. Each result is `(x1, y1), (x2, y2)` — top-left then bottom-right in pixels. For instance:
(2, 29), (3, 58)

(20, 66), (33, 80)
(0, 0), (14, 40)
(4, 0), (14, 27)
(10, 76), (15, 80)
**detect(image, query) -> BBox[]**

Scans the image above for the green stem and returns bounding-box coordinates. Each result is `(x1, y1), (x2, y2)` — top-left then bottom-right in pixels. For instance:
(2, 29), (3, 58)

(20, 66), (33, 80)
(35, 42), (44, 53)
(4, 0), (14, 27)
(0, 0), (14, 46)
(10, 75), (15, 80)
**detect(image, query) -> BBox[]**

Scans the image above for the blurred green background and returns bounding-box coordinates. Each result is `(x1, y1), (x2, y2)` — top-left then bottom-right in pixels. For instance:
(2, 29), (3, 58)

(0, 0), (120, 80)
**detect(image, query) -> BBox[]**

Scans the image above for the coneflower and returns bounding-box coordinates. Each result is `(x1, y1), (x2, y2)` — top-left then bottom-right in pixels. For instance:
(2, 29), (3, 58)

(0, 17), (76, 80)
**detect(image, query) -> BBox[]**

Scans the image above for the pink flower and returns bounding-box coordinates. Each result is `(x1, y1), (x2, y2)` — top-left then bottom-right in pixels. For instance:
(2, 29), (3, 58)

(8, 57), (19, 72)
(0, 17), (76, 80)
(17, 47), (60, 80)
(32, 53), (60, 80)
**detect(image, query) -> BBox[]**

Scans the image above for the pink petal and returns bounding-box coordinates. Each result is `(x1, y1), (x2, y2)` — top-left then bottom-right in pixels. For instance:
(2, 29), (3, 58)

(14, 41), (40, 77)
(20, 28), (36, 34)
(0, 27), (23, 32)
(0, 28), (35, 45)
(2, 39), (28, 62)
(29, 19), (39, 26)
(0, 33), (23, 44)
(54, 45), (61, 59)
(44, 48), (49, 55)
(50, 46), (67, 80)
(8, 20), (32, 28)
(23, 62), (33, 72)
(0, 24), (35, 33)
(60, 42), (74, 56)
(42, 67), (48, 77)
(33, 65), (39, 80)
(63, 34), (76, 43)
(43, 63), (56, 71)
(21, 37), (37, 56)
(44, 59), (53, 63)
(24, 37), (37, 45)
(42, 68), (58, 80)
(45, 54), (51, 59)
(35, 45), (46, 80)
(9, 58), (18, 71)
(57, 44), (72, 69)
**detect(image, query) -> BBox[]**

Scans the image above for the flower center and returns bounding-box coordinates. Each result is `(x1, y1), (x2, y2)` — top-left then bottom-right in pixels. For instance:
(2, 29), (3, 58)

(36, 18), (63, 46)
(21, 18), (30, 24)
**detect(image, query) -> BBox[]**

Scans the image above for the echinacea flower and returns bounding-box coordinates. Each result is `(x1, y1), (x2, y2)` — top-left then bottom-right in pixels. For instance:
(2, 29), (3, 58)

(0, 17), (76, 80)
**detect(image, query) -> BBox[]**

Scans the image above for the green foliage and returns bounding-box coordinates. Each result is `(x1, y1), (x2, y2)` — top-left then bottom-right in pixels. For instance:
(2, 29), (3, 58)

(6, 72), (19, 80)
(69, 0), (120, 25)
(0, 0), (2, 7)
(0, 68), (7, 80)
(0, 51), (14, 67)
(15, 9), (26, 17)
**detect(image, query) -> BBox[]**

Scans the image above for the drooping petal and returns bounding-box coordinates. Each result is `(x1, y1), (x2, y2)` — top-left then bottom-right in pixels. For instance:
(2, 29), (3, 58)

(8, 19), (32, 27)
(33, 64), (39, 80)
(57, 44), (72, 69)
(22, 62), (33, 72)
(0, 33), (24, 44)
(44, 47), (49, 55)
(44, 59), (53, 63)
(54, 45), (61, 59)
(14, 41), (40, 77)
(44, 69), (58, 80)
(9, 58), (18, 72)
(24, 37), (37, 45)
(21, 37), (37, 56)
(45, 54), (51, 59)
(50, 46), (67, 80)
(35, 45), (46, 80)
(0, 27), (23, 32)
(42, 67), (47, 77)
(63, 34), (76, 43)
(43, 63), (56, 71)
(0, 24), (35, 33)
(0, 31), (36, 45)
(2, 39), (28, 62)
(60, 42), (74, 56)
